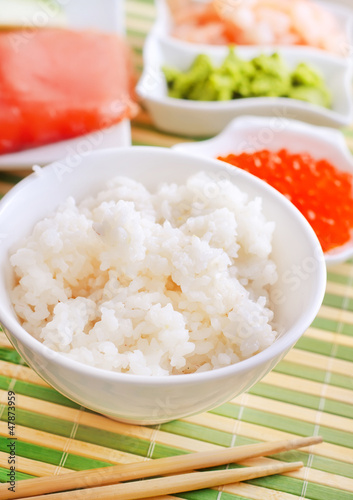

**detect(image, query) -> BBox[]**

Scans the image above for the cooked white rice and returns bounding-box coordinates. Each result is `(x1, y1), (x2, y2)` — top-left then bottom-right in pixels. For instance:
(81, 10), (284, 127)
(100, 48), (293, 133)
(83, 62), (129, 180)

(10, 172), (278, 376)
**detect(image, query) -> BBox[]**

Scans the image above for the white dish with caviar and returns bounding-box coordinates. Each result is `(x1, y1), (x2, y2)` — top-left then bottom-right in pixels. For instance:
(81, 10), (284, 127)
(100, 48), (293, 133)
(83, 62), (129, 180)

(173, 116), (353, 266)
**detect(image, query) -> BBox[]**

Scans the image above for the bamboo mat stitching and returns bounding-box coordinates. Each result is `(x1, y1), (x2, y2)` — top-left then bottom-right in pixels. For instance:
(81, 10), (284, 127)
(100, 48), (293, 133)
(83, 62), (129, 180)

(146, 423), (161, 460)
(216, 392), (250, 500)
(0, 359), (26, 422)
(53, 406), (85, 476)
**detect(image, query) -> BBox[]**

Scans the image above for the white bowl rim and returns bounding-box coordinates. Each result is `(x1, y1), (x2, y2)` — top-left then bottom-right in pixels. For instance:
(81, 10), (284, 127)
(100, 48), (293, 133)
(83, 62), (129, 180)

(0, 146), (327, 386)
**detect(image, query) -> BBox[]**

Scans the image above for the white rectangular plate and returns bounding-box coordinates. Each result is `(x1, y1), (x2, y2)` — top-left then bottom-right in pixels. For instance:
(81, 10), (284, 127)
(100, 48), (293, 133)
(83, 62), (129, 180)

(0, 0), (131, 170)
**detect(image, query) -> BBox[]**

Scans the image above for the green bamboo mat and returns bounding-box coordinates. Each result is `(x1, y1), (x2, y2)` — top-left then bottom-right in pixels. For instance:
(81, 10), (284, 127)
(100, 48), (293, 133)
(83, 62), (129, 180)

(0, 1), (353, 499)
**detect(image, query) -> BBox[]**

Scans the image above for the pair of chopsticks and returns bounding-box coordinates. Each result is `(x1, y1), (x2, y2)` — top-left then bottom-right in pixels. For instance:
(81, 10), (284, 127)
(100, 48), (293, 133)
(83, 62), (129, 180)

(1, 435), (322, 500)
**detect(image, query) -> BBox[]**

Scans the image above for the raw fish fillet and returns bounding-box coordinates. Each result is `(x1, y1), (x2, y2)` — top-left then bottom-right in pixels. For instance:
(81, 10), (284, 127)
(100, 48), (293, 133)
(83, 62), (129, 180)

(0, 29), (137, 154)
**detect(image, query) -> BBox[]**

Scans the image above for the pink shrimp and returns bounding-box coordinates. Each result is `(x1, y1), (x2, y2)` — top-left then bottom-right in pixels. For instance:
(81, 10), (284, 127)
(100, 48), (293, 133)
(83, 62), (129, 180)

(173, 22), (228, 44)
(170, 0), (346, 53)
(171, 2), (229, 45)
(290, 1), (346, 53)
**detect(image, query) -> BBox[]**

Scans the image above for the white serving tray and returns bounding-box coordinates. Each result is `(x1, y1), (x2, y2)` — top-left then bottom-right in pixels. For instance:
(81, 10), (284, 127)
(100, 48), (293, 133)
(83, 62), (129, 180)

(0, 0), (131, 170)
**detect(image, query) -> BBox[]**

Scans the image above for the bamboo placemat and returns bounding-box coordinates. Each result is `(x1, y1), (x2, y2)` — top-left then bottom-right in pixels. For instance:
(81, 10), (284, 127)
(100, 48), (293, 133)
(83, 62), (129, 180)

(0, 1), (353, 499)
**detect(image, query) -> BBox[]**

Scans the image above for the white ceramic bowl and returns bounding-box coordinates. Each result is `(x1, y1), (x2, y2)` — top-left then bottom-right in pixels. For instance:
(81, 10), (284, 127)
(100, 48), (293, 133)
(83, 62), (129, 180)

(136, 28), (353, 136)
(173, 116), (353, 266)
(0, 147), (326, 425)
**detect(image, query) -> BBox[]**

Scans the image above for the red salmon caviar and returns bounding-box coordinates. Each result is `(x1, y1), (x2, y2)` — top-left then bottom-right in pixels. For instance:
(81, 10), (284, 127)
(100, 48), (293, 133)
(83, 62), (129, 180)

(218, 149), (353, 252)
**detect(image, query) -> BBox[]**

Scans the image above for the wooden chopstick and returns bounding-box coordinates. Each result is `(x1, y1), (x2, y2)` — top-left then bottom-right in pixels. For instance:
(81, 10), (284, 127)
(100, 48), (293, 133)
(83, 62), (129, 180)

(0, 435), (321, 500)
(18, 461), (304, 500)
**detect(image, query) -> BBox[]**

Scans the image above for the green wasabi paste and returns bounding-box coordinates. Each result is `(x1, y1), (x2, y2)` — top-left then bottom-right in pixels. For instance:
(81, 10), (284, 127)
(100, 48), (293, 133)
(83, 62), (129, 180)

(162, 49), (331, 108)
